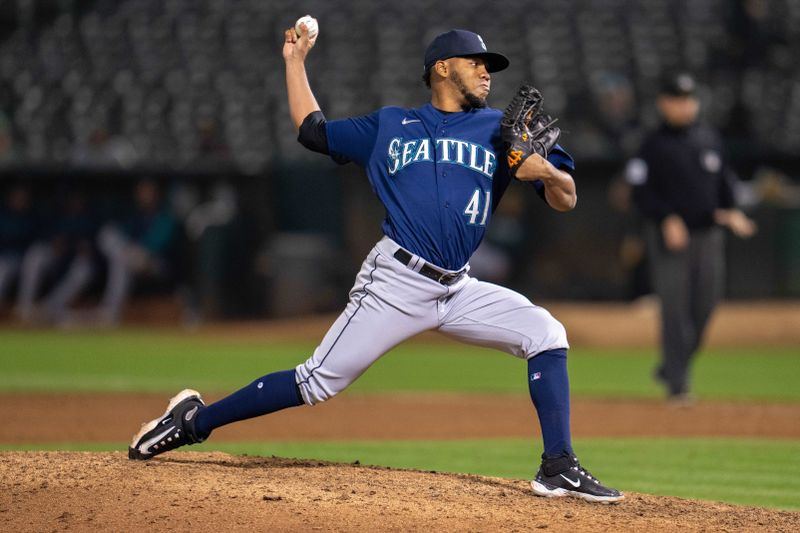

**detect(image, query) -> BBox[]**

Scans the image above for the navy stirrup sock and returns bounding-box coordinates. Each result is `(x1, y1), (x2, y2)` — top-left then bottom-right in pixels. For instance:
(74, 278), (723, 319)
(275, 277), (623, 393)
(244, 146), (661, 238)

(527, 348), (573, 458)
(193, 369), (304, 440)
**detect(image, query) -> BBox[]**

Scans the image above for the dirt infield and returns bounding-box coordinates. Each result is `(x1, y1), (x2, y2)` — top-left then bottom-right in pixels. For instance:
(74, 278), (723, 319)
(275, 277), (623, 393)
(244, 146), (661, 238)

(2, 452), (798, 532)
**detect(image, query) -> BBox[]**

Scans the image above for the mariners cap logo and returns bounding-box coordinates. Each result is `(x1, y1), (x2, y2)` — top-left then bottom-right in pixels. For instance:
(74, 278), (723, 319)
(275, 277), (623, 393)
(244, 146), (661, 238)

(477, 34), (487, 51)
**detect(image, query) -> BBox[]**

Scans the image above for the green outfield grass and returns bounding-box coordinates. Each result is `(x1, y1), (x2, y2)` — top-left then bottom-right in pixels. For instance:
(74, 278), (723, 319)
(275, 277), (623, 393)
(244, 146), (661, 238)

(0, 329), (798, 400)
(3, 437), (798, 511)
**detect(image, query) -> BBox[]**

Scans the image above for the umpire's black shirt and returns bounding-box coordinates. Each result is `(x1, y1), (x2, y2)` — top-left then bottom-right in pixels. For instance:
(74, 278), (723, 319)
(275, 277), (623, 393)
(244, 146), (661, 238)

(627, 123), (735, 229)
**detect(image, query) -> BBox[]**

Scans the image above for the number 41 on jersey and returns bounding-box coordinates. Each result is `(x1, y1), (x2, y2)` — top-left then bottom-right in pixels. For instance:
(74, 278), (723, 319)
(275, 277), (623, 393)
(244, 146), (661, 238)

(464, 189), (490, 226)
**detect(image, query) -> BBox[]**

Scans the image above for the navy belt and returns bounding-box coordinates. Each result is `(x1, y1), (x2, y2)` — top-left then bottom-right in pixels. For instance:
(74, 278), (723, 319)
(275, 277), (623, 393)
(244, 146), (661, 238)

(392, 249), (466, 286)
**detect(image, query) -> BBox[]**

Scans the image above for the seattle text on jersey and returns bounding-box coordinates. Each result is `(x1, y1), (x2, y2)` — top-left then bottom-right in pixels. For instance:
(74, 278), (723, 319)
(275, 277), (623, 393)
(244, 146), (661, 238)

(387, 137), (497, 178)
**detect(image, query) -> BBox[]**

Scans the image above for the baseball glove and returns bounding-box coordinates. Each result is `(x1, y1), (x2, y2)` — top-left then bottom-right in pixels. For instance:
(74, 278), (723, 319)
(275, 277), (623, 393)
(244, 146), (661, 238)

(501, 85), (560, 178)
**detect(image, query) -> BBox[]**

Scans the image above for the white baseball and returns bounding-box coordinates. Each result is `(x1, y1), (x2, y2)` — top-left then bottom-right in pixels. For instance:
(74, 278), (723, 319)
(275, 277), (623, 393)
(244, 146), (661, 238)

(295, 15), (318, 39)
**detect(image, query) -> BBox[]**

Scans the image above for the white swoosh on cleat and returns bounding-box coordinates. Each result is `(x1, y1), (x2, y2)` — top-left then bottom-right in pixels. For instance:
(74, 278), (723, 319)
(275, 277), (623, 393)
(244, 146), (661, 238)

(139, 426), (175, 454)
(560, 474), (581, 488)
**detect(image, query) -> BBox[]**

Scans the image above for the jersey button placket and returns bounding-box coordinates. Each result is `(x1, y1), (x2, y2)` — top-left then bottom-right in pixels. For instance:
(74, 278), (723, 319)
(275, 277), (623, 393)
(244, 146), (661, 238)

(435, 119), (449, 253)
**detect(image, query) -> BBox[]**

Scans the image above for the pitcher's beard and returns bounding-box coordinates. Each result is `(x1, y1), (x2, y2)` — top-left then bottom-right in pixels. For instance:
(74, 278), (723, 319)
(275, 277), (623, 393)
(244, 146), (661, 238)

(450, 71), (487, 111)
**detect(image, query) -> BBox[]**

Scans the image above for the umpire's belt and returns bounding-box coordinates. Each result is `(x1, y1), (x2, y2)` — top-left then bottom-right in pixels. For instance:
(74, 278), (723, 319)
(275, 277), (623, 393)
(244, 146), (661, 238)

(393, 249), (466, 286)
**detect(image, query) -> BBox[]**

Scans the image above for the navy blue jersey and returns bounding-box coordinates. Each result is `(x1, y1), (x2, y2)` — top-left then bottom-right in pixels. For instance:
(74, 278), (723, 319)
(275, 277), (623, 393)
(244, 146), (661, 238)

(327, 103), (574, 270)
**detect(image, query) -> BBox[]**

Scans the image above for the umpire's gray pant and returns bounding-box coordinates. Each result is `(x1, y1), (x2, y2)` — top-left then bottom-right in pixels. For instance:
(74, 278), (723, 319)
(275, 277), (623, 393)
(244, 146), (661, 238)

(645, 223), (725, 395)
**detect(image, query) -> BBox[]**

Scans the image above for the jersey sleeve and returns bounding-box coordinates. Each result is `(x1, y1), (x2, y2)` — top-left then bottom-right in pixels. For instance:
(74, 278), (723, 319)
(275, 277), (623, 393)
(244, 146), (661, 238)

(325, 111), (380, 167)
(526, 143), (574, 203)
(547, 143), (575, 171)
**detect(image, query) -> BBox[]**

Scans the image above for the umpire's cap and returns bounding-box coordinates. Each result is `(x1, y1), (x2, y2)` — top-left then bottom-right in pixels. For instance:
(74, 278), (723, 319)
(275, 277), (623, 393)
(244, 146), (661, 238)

(424, 30), (509, 73)
(659, 72), (697, 97)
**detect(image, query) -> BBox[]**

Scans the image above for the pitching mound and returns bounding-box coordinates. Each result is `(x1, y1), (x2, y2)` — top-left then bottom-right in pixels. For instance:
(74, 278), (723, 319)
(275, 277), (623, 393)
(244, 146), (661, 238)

(3, 452), (798, 532)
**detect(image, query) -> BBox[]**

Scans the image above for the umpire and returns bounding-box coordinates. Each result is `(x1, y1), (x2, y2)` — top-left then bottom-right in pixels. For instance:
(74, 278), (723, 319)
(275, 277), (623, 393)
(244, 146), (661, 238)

(626, 72), (756, 402)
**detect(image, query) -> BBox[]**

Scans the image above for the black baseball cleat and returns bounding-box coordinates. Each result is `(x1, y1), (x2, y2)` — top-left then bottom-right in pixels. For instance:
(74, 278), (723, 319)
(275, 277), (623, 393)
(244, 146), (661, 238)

(531, 454), (624, 503)
(128, 389), (206, 460)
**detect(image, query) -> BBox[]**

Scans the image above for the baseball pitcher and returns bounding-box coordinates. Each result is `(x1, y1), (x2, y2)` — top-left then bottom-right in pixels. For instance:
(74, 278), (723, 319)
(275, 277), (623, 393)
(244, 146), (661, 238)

(129, 21), (623, 504)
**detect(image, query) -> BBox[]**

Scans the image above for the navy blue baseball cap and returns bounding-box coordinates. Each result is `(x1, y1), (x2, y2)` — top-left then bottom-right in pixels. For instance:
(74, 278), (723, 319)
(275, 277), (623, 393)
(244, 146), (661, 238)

(424, 29), (509, 73)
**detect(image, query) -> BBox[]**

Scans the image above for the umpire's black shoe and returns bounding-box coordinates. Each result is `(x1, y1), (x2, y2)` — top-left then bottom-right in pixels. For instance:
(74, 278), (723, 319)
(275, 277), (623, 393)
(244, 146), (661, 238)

(531, 453), (624, 503)
(128, 389), (206, 460)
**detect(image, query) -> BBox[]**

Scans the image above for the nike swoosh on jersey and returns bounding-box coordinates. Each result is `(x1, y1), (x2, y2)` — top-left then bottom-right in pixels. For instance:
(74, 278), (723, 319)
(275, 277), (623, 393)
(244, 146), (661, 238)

(401, 118), (421, 125)
(559, 473), (581, 488)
